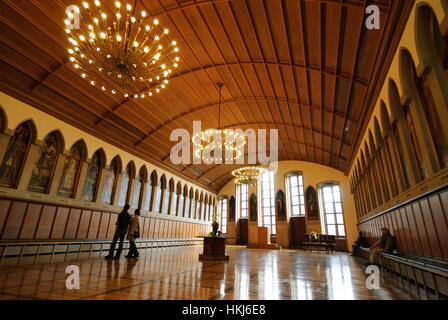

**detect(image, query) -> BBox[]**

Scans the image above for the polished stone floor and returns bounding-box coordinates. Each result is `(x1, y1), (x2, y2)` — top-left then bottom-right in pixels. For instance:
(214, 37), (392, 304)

(0, 246), (413, 300)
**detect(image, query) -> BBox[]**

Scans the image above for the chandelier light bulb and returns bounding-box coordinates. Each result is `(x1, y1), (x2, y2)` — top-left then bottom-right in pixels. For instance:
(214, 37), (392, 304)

(66, 0), (180, 98)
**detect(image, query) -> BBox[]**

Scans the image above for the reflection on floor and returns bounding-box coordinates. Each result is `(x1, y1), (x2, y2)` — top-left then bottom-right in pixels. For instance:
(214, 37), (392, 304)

(0, 245), (413, 300)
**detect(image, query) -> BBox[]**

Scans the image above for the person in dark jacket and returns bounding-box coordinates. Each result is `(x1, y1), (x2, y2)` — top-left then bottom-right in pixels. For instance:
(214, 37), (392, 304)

(105, 204), (132, 260)
(351, 231), (369, 257)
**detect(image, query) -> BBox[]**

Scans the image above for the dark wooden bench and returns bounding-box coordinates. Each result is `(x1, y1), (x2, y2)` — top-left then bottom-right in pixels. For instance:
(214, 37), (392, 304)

(302, 234), (336, 253)
(359, 247), (448, 300)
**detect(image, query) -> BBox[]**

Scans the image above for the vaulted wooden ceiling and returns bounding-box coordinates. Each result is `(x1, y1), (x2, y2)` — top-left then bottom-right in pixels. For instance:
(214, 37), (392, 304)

(0, 0), (414, 192)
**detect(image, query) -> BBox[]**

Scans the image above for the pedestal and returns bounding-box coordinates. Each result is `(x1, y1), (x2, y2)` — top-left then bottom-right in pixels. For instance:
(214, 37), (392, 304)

(199, 237), (230, 261)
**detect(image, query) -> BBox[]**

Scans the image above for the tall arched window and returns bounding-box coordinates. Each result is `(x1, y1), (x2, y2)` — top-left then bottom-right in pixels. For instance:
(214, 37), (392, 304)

(184, 187), (190, 218)
(81, 150), (103, 201)
(404, 105), (427, 180)
(57, 141), (84, 198)
(318, 182), (346, 237)
(0, 121), (32, 188)
(101, 157), (120, 204)
(155, 177), (163, 213)
(392, 123), (411, 188)
(144, 171), (157, 211)
(259, 170), (276, 234)
(162, 176), (169, 214)
(169, 179), (176, 215)
(219, 197), (228, 234)
(132, 167), (146, 209)
(285, 171), (305, 216)
(416, 76), (448, 169)
(194, 190), (199, 219)
(117, 163), (133, 207)
(175, 182), (183, 216)
(237, 184), (249, 219)
(190, 189), (196, 219)
(28, 131), (61, 193)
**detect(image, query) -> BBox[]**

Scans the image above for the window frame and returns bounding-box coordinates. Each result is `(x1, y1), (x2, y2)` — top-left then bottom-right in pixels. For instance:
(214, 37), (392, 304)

(285, 171), (306, 217)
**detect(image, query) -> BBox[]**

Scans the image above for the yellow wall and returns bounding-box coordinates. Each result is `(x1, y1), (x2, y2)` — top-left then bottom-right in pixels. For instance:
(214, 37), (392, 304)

(0, 92), (216, 207)
(350, 0), (448, 174)
(218, 161), (358, 250)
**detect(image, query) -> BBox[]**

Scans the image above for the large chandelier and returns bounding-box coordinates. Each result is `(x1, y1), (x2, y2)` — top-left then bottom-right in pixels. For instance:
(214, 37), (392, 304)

(192, 82), (246, 163)
(232, 166), (265, 185)
(65, 0), (180, 98)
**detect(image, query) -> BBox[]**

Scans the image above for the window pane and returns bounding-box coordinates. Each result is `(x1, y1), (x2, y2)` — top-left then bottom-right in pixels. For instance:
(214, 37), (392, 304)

(325, 203), (334, 213)
(292, 206), (300, 216)
(333, 191), (341, 202)
(292, 196), (299, 206)
(324, 192), (333, 203)
(338, 225), (346, 236)
(335, 202), (342, 213)
(290, 176), (298, 187)
(327, 225), (336, 236)
(326, 214), (335, 224)
(336, 214), (344, 224)
(298, 175), (303, 186)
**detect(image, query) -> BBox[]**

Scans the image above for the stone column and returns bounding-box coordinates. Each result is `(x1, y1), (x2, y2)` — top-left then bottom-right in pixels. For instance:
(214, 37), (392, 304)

(95, 167), (107, 204)
(74, 161), (89, 199)
(49, 153), (67, 196)
(17, 142), (42, 191)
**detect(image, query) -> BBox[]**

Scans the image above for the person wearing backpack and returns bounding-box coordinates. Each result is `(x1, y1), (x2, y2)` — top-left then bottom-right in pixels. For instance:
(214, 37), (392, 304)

(126, 209), (141, 258)
(105, 204), (132, 260)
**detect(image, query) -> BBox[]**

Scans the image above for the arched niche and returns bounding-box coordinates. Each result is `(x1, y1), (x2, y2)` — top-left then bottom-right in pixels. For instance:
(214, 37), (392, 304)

(101, 155), (122, 205)
(57, 139), (87, 198)
(81, 148), (106, 202)
(132, 165), (148, 209)
(27, 130), (64, 194)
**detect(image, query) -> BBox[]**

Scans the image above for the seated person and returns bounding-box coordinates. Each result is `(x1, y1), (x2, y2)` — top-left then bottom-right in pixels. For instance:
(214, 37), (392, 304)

(367, 227), (395, 265)
(351, 231), (369, 257)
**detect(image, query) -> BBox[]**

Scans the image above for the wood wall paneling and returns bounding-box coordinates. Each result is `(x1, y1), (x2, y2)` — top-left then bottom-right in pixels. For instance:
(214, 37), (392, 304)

(2, 201), (27, 239)
(50, 207), (69, 240)
(34, 205), (56, 240)
(19, 203), (41, 239)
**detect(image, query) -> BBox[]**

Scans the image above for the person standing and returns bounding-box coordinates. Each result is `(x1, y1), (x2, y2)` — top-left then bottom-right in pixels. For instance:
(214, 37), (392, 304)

(105, 204), (132, 260)
(126, 209), (141, 258)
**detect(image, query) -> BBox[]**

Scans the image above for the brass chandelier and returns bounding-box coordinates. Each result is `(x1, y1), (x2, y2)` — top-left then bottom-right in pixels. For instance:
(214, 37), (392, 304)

(192, 82), (246, 163)
(65, 0), (180, 98)
(231, 166), (265, 186)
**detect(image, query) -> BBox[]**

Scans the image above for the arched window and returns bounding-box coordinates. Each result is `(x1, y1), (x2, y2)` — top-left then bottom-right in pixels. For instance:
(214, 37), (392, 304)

(169, 179), (176, 215)
(132, 167), (146, 209)
(0, 121), (32, 188)
(155, 177), (163, 213)
(416, 76), (448, 169)
(259, 170), (276, 234)
(193, 190), (199, 219)
(404, 105), (427, 180)
(28, 131), (61, 193)
(175, 182), (182, 216)
(204, 195), (209, 221)
(57, 141), (84, 198)
(237, 184), (249, 219)
(285, 171), (305, 216)
(118, 163), (133, 207)
(101, 157), (120, 204)
(162, 176), (169, 214)
(81, 150), (103, 201)
(190, 189), (196, 219)
(392, 123), (411, 188)
(201, 194), (207, 220)
(219, 197), (228, 234)
(144, 171), (157, 211)
(184, 187), (191, 218)
(318, 182), (346, 237)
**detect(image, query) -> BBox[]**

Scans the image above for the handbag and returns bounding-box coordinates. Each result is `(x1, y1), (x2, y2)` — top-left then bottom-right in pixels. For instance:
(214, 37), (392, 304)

(133, 223), (140, 239)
